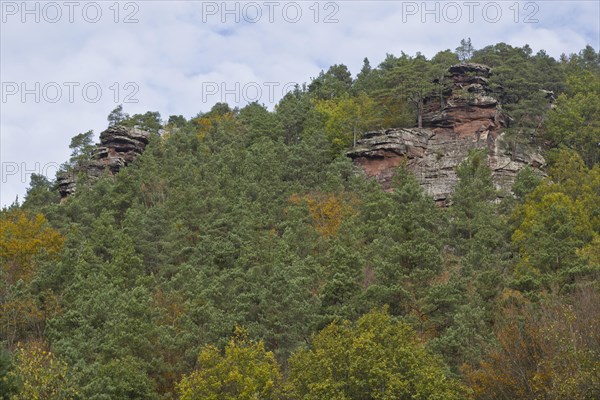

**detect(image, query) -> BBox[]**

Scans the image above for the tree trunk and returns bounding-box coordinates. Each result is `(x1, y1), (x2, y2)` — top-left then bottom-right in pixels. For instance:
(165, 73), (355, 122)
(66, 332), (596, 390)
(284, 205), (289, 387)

(417, 99), (423, 128)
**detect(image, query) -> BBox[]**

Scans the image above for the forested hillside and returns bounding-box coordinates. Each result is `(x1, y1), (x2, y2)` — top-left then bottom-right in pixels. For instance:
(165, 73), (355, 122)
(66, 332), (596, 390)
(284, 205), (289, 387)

(2, 42), (599, 399)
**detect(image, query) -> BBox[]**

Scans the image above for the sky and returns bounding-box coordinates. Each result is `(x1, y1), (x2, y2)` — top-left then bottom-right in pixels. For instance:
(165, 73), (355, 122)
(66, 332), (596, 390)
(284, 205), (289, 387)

(1, 0), (599, 207)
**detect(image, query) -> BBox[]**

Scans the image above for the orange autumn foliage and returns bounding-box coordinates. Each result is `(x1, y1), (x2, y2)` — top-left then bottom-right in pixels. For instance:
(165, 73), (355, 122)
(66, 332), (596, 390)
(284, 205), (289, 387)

(463, 288), (600, 399)
(289, 193), (357, 237)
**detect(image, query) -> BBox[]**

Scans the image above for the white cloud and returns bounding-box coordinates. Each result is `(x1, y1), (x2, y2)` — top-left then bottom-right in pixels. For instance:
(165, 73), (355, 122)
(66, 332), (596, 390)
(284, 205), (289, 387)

(1, 0), (598, 206)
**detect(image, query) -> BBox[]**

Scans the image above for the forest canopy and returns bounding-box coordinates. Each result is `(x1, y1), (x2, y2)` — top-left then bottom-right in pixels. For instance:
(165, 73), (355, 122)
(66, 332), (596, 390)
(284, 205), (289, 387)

(2, 42), (599, 400)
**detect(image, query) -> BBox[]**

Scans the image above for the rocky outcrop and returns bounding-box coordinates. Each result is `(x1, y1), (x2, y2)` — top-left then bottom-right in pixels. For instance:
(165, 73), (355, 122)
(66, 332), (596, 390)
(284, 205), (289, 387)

(58, 126), (150, 198)
(56, 171), (78, 198)
(423, 63), (503, 138)
(348, 63), (545, 203)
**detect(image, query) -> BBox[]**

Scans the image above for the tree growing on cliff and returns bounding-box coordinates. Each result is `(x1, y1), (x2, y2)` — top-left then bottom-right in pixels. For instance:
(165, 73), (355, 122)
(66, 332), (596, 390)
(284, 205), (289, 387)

(456, 38), (474, 62)
(107, 104), (130, 126)
(123, 111), (163, 134)
(388, 55), (438, 128)
(449, 150), (498, 252)
(315, 92), (380, 151)
(68, 130), (95, 167)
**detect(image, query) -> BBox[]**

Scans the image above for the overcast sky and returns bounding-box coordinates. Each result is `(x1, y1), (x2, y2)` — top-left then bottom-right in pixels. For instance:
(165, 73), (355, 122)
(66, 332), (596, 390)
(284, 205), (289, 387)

(1, 0), (599, 207)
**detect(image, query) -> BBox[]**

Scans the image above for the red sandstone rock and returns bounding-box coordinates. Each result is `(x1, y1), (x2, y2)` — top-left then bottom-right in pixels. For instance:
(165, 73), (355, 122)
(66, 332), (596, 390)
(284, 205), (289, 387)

(348, 63), (546, 202)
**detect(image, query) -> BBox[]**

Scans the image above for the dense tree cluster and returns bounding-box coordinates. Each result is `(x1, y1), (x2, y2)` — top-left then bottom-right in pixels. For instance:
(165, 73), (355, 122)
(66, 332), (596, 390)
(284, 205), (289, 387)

(2, 42), (599, 399)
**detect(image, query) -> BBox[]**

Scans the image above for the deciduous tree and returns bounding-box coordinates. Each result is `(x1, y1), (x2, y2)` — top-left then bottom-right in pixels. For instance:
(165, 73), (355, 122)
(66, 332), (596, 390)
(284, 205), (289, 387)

(286, 308), (468, 400)
(177, 326), (282, 400)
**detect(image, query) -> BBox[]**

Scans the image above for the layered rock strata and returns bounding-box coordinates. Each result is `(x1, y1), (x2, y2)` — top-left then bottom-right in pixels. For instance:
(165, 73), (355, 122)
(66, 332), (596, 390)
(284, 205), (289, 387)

(347, 63), (545, 202)
(57, 126), (150, 198)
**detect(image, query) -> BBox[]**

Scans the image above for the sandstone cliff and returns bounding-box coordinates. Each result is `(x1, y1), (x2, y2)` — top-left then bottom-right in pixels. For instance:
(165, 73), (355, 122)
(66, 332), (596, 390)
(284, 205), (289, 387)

(57, 126), (150, 198)
(347, 63), (545, 203)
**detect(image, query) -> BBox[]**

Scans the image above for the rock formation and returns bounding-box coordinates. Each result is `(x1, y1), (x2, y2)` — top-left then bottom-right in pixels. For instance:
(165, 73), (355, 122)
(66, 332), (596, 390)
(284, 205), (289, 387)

(57, 125), (150, 198)
(347, 63), (545, 203)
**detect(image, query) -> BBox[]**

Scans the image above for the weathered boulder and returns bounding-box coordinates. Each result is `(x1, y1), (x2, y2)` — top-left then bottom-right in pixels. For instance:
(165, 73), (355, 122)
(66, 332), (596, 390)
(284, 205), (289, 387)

(348, 63), (546, 203)
(57, 125), (150, 198)
(56, 171), (77, 198)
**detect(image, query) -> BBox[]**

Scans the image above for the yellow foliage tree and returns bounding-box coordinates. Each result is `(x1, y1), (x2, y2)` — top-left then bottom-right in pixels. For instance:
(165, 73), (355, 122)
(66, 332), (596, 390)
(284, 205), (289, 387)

(511, 150), (599, 280)
(177, 326), (282, 400)
(286, 308), (469, 399)
(8, 340), (79, 400)
(0, 209), (63, 284)
(315, 92), (381, 152)
(1, 210), (63, 346)
(192, 111), (236, 141)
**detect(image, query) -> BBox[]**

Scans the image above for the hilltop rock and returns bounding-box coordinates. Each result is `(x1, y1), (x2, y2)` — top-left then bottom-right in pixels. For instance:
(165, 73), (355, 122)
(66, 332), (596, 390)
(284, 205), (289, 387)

(57, 126), (150, 199)
(423, 62), (503, 138)
(348, 63), (545, 203)
(56, 171), (78, 198)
